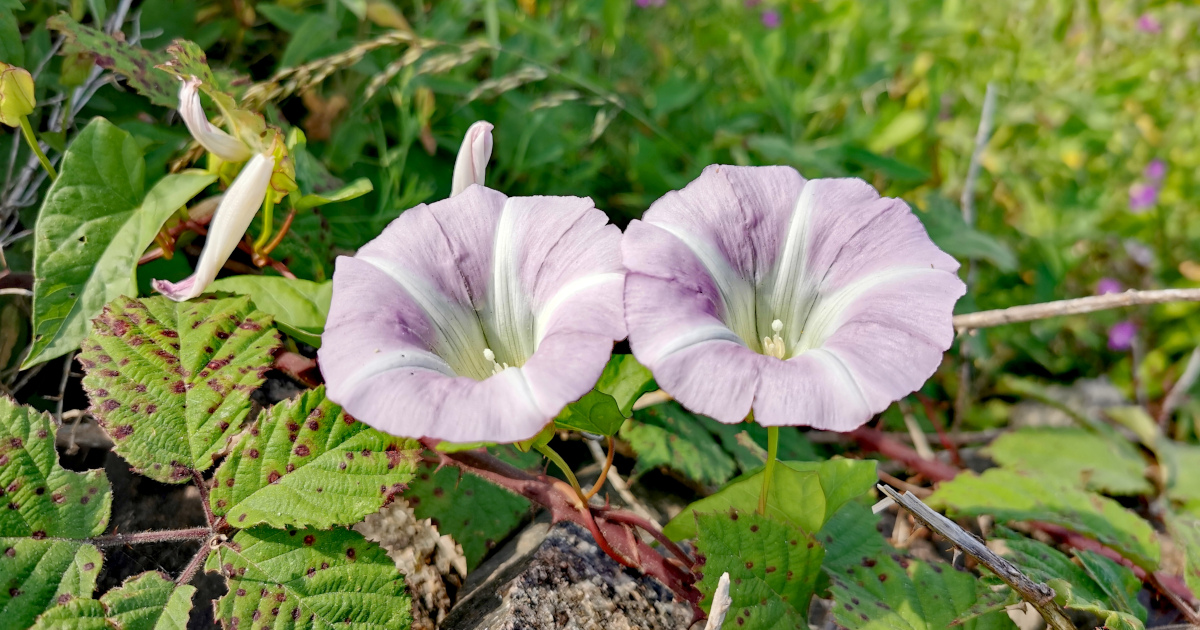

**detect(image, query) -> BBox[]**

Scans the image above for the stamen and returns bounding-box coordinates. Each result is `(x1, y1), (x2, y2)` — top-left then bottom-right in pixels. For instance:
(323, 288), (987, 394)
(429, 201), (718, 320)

(762, 319), (787, 359)
(482, 347), (510, 375)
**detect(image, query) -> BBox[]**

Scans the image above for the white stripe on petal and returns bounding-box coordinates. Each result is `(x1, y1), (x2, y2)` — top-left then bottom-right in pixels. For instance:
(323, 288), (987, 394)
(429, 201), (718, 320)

(345, 347), (458, 383)
(763, 179), (818, 347)
(534, 272), (624, 343)
(485, 198), (536, 366)
(793, 267), (943, 355)
(451, 121), (494, 196)
(178, 77), (252, 163)
(153, 154), (274, 301)
(358, 254), (493, 380)
(655, 324), (746, 362)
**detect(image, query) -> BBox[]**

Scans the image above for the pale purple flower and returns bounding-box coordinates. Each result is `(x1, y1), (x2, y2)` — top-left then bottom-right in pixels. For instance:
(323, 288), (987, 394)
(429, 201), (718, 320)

(1145, 159), (1166, 181)
(452, 121), (493, 197)
(1108, 320), (1137, 351)
(622, 165), (965, 431)
(319, 186), (626, 443)
(1129, 182), (1158, 213)
(1137, 14), (1161, 34)
(153, 153), (275, 301)
(1096, 278), (1123, 295)
(1125, 239), (1155, 268)
(761, 9), (781, 28)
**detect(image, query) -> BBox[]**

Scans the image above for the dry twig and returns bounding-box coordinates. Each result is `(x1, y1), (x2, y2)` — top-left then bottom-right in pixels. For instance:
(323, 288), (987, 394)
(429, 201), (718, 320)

(953, 288), (1200, 331)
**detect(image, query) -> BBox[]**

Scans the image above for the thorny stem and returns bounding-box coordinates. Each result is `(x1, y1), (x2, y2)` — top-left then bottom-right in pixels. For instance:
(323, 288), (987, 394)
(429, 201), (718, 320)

(176, 535), (218, 587)
(535, 442), (585, 502)
(582, 436), (615, 501)
(193, 469), (215, 528)
(89, 527), (212, 548)
(18, 116), (56, 180)
(758, 426), (779, 515)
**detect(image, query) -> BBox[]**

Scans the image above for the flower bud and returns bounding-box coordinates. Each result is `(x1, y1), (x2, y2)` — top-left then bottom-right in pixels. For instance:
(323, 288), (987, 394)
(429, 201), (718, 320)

(451, 121), (493, 197)
(0, 63), (36, 128)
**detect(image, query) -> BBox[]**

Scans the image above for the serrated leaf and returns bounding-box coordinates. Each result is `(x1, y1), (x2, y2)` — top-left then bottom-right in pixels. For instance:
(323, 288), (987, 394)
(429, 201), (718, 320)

(211, 386), (419, 530)
(664, 459), (876, 541)
(208, 277), (332, 347)
(0, 540), (102, 630)
(30, 597), (110, 630)
(987, 428), (1151, 495)
(80, 295), (281, 483)
(293, 178), (374, 211)
(930, 468), (1160, 569)
(206, 527), (411, 629)
(404, 458), (530, 569)
(695, 510), (824, 629)
(996, 534), (1146, 627)
(100, 571), (195, 630)
(817, 500), (884, 573)
(619, 402), (736, 486)
(26, 117), (216, 367)
(47, 14), (177, 109)
(0, 397), (111, 538)
(554, 390), (625, 436)
(595, 354), (656, 417)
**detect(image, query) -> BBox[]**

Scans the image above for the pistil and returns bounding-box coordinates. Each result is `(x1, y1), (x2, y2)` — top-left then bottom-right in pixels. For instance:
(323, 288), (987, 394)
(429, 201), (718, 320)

(483, 348), (510, 375)
(761, 319), (787, 359)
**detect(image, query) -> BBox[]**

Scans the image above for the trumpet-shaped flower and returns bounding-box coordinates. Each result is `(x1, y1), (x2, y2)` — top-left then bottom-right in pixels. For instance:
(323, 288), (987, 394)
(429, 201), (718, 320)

(152, 153), (275, 301)
(178, 77), (252, 163)
(451, 121), (494, 196)
(622, 165), (965, 431)
(319, 185), (626, 443)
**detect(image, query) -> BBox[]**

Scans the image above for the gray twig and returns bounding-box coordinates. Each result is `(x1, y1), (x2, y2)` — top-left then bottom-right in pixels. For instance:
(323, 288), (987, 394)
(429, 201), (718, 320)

(953, 288), (1200, 331)
(878, 484), (1074, 630)
(1159, 346), (1200, 427)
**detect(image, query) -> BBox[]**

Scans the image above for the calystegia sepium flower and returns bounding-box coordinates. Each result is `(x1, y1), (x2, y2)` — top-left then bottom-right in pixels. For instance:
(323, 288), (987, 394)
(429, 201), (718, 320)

(319, 123), (626, 443)
(622, 165), (965, 431)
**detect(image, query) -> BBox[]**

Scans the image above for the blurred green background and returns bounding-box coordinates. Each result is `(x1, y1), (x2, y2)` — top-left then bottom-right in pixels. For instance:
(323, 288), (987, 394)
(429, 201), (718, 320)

(4, 0), (1200, 431)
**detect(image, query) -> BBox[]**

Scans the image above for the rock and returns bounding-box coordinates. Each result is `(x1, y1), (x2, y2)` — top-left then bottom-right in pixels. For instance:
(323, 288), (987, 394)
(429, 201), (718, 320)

(444, 519), (692, 629)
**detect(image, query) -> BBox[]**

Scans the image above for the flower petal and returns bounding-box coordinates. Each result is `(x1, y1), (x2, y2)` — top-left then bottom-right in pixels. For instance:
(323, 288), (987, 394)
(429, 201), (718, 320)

(153, 153), (274, 301)
(178, 77), (252, 163)
(451, 121), (494, 196)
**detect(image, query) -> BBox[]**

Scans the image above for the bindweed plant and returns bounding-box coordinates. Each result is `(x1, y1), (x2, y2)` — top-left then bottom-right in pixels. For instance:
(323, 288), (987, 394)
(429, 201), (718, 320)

(3, 2), (1200, 630)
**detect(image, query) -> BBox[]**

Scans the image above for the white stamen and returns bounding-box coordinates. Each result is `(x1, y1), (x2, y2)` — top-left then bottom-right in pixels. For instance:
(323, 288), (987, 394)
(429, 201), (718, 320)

(482, 347), (509, 375)
(762, 319), (787, 360)
(771, 319), (783, 333)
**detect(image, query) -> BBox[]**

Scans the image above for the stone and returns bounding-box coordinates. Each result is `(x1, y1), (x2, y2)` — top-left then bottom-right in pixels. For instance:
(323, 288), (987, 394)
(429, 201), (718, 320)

(444, 519), (692, 629)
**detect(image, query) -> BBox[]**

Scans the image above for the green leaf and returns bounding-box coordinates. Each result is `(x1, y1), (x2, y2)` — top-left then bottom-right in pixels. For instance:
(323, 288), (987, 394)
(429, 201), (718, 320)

(30, 597), (110, 630)
(157, 40), (239, 114)
(47, 14), (177, 109)
(293, 178), (374, 211)
(697, 419), (819, 473)
(930, 468), (1160, 570)
(404, 458), (530, 569)
(1167, 514), (1200, 599)
(996, 534), (1146, 627)
(868, 110), (926, 153)
(1166, 442), (1200, 508)
(100, 571), (195, 630)
(208, 277), (332, 347)
(595, 354), (656, 417)
(0, 8), (24, 68)
(0, 397), (111, 538)
(0, 540), (102, 630)
(211, 386), (419, 530)
(694, 510), (824, 629)
(664, 459), (876, 541)
(26, 117), (216, 367)
(917, 195), (1017, 272)
(79, 295), (281, 483)
(206, 526), (412, 629)
(817, 500), (884, 573)
(554, 390), (625, 436)
(618, 402), (737, 486)
(986, 428), (1151, 495)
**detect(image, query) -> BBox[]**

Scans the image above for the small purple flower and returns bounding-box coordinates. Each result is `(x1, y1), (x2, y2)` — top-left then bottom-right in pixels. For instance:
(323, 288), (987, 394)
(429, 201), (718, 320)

(636, 0), (664, 7)
(1108, 321), (1137, 352)
(622, 165), (965, 431)
(761, 9), (781, 28)
(1144, 159), (1166, 181)
(1096, 278), (1123, 296)
(1137, 14), (1161, 34)
(320, 125), (626, 443)
(1125, 239), (1155, 268)
(1129, 182), (1158, 213)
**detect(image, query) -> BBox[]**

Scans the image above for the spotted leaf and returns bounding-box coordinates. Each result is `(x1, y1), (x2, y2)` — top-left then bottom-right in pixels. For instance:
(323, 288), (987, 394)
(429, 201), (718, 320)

(205, 527), (411, 629)
(100, 571), (195, 630)
(79, 295), (280, 483)
(0, 540), (102, 630)
(210, 386), (419, 530)
(29, 596), (110, 630)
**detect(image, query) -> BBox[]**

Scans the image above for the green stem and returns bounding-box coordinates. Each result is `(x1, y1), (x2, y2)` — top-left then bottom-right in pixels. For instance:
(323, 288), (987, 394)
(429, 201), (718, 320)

(758, 426), (779, 515)
(253, 195), (275, 250)
(18, 115), (56, 180)
(534, 442), (585, 500)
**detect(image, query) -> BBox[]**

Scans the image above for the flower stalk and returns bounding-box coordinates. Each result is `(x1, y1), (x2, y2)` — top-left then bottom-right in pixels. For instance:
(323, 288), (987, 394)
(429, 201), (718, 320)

(17, 115), (55, 180)
(758, 425), (779, 515)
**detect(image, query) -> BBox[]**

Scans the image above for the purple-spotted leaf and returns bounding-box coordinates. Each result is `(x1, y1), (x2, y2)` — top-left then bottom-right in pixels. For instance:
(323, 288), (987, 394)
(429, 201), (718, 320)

(210, 386), (419, 530)
(100, 571), (195, 630)
(80, 295), (281, 483)
(29, 596), (110, 630)
(205, 527), (411, 629)
(47, 14), (177, 109)
(694, 509), (824, 629)
(1, 540), (103, 630)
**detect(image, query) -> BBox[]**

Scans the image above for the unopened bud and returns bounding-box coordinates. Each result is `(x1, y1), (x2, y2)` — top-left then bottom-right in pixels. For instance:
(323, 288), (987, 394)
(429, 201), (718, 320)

(451, 121), (493, 196)
(0, 63), (36, 128)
